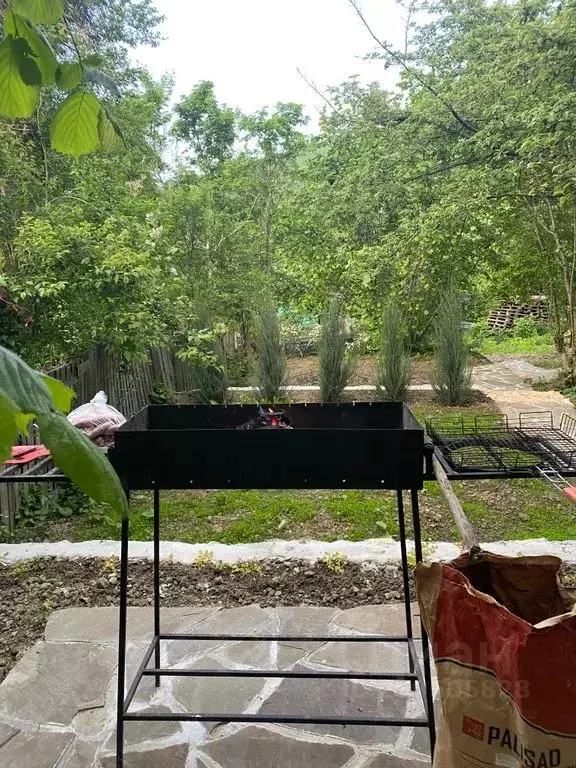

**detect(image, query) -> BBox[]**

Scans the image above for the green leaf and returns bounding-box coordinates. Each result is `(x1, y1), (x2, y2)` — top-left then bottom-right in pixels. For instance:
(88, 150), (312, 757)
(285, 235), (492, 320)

(0, 37), (39, 117)
(0, 345), (52, 413)
(40, 374), (74, 413)
(11, 0), (65, 25)
(0, 392), (19, 464)
(83, 54), (104, 68)
(85, 68), (121, 98)
(50, 90), (102, 157)
(19, 55), (42, 86)
(36, 413), (128, 516)
(4, 12), (58, 85)
(98, 106), (124, 152)
(15, 412), (35, 434)
(55, 61), (82, 91)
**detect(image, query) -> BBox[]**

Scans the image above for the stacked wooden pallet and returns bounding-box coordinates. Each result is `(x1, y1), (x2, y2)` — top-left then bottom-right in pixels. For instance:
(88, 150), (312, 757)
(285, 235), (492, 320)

(487, 299), (549, 330)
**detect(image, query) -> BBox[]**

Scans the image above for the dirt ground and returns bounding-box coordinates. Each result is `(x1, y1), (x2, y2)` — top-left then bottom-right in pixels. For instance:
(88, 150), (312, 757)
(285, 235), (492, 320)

(287, 356), (431, 385)
(286, 354), (489, 387)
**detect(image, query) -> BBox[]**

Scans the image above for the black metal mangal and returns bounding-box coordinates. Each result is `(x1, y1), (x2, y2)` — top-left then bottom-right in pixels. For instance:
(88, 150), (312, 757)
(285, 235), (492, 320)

(109, 402), (437, 768)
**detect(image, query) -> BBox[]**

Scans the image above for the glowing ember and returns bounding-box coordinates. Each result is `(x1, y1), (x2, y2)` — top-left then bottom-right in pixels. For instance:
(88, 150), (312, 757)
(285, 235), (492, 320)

(238, 406), (293, 430)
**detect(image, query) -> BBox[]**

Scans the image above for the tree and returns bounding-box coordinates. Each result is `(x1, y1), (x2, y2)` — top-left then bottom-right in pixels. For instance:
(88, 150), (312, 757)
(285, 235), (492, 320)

(1, 74), (171, 366)
(172, 81), (236, 173)
(352, 0), (576, 368)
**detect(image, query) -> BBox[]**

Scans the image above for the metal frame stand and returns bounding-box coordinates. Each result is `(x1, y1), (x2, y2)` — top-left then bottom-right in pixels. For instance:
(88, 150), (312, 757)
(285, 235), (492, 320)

(116, 488), (436, 767)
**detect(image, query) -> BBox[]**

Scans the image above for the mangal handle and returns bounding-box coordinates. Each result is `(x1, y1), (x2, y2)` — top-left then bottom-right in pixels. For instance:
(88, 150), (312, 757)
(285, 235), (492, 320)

(432, 454), (480, 554)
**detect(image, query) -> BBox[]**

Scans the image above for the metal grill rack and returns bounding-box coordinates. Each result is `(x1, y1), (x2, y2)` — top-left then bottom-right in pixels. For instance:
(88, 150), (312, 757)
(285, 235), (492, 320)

(427, 411), (576, 479)
(109, 402), (437, 768)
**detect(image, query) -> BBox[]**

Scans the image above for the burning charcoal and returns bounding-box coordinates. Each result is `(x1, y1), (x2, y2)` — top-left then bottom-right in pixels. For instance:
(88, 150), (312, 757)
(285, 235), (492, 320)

(238, 405), (293, 430)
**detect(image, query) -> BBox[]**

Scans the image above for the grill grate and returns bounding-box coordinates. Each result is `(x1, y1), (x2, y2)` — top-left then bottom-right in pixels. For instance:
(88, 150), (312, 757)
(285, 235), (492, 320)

(426, 412), (576, 477)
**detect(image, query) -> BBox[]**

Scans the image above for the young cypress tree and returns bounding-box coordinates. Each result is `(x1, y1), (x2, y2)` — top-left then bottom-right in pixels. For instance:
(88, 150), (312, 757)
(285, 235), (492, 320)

(377, 300), (412, 400)
(432, 290), (472, 405)
(318, 297), (354, 402)
(256, 302), (286, 401)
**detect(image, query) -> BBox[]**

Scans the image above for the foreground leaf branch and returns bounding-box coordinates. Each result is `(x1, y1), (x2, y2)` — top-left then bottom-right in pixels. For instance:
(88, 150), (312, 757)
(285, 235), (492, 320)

(0, 0), (124, 156)
(0, 345), (128, 516)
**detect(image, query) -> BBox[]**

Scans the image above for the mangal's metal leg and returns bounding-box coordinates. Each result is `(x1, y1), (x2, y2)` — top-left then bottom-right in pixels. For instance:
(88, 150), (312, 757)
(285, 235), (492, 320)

(397, 489), (416, 692)
(411, 488), (436, 757)
(153, 488), (161, 687)
(116, 514), (129, 768)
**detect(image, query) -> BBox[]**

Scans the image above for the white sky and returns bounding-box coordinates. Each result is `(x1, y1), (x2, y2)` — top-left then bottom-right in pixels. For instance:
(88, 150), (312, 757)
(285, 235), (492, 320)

(133, 0), (406, 128)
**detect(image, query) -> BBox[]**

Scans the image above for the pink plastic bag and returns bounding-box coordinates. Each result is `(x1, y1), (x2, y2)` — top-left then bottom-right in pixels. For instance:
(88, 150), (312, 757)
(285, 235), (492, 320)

(67, 391), (126, 440)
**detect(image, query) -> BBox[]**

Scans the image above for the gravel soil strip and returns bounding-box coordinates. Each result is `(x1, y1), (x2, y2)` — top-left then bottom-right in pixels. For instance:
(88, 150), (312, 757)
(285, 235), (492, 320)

(1, 556), (576, 685)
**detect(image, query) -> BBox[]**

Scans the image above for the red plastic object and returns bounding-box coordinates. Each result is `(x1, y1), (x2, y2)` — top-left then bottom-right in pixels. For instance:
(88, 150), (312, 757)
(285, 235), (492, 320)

(5, 445), (50, 465)
(562, 486), (576, 504)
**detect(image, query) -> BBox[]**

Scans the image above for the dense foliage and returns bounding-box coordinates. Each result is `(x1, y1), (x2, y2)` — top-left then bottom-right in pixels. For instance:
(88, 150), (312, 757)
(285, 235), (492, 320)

(2, 0), (576, 375)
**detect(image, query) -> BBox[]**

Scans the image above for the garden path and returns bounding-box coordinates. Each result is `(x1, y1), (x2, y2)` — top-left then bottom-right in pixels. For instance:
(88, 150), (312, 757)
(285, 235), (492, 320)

(0, 605), (433, 768)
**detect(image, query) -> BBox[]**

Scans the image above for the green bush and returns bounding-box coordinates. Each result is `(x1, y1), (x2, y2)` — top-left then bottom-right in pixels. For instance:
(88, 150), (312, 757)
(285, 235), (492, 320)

(194, 339), (229, 404)
(256, 302), (286, 401)
(226, 349), (252, 386)
(432, 291), (473, 405)
(148, 380), (176, 405)
(376, 301), (412, 400)
(318, 297), (355, 402)
(513, 316), (539, 338)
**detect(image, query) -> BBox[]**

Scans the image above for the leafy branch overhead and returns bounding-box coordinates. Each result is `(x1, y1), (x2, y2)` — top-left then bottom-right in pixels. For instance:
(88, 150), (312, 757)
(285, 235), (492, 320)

(0, 345), (128, 516)
(0, 2), (123, 156)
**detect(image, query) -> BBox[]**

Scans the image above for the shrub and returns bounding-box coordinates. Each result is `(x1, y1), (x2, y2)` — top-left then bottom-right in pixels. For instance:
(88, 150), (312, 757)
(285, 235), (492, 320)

(376, 301), (412, 400)
(318, 297), (355, 402)
(226, 348), (252, 386)
(194, 338), (229, 404)
(513, 316), (539, 338)
(432, 291), (472, 405)
(149, 380), (176, 404)
(256, 302), (286, 401)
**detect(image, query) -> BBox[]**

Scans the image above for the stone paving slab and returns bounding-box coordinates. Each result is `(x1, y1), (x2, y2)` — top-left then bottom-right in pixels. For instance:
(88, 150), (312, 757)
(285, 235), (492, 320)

(0, 722), (18, 748)
(221, 640), (312, 668)
(200, 726), (356, 768)
(259, 677), (406, 745)
(100, 744), (189, 767)
(306, 640), (408, 674)
(471, 362), (529, 390)
(45, 607), (217, 645)
(0, 641), (116, 725)
(0, 730), (73, 768)
(60, 740), (98, 768)
(332, 604), (421, 636)
(363, 754), (430, 767)
(499, 359), (560, 382)
(0, 605), (434, 767)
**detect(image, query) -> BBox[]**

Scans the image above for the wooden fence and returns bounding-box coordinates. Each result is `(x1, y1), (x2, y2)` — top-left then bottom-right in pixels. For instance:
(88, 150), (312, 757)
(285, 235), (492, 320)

(47, 345), (196, 417)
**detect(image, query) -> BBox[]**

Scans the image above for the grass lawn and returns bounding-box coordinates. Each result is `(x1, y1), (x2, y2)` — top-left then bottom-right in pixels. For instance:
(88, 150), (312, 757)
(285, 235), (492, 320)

(11, 394), (576, 546)
(31, 478), (576, 545)
(477, 334), (556, 356)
